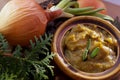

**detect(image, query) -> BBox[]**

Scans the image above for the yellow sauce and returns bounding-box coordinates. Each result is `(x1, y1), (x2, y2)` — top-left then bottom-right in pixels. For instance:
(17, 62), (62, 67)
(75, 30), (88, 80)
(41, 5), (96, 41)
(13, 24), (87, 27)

(62, 23), (117, 73)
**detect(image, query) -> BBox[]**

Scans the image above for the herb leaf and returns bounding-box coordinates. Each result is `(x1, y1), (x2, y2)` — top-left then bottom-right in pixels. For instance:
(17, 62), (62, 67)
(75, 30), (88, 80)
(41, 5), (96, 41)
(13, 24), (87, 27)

(0, 33), (10, 53)
(86, 39), (91, 50)
(0, 71), (17, 80)
(90, 47), (99, 58)
(82, 39), (91, 61)
(0, 33), (54, 80)
(82, 49), (88, 61)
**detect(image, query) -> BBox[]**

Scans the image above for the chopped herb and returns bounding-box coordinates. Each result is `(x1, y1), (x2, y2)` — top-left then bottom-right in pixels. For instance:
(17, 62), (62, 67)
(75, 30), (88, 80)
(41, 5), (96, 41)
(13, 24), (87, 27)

(82, 39), (91, 61)
(0, 33), (54, 80)
(0, 33), (10, 53)
(90, 47), (99, 58)
(86, 39), (91, 50)
(82, 49), (88, 61)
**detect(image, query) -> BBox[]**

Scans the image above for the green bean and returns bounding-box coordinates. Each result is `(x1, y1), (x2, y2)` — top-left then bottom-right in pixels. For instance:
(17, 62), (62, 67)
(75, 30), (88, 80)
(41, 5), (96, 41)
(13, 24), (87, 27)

(82, 49), (88, 61)
(65, 7), (93, 14)
(90, 13), (114, 21)
(86, 39), (91, 50)
(52, 0), (111, 21)
(82, 39), (91, 61)
(75, 8), (105, 15)
(90, 47), (100, 58)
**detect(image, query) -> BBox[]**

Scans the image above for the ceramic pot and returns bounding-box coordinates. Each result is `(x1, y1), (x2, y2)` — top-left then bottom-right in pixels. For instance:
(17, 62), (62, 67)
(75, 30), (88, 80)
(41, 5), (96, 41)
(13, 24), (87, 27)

(52, 16), (120, 80)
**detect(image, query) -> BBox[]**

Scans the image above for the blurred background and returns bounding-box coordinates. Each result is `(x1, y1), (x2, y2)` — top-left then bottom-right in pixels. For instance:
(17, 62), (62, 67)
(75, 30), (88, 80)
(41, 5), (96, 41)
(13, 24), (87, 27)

(103, 0), (120, 18)
(0, 0), (120, 18)
(104, 0), (120, 6)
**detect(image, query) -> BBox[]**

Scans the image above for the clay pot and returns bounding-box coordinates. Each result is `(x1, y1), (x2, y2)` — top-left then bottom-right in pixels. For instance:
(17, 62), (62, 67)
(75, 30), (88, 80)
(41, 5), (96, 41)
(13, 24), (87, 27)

(52, 16), (120, 80)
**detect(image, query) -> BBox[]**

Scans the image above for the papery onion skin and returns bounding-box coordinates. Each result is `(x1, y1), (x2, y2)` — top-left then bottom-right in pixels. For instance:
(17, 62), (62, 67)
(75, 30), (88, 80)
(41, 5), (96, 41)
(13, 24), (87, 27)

(0, 0), (62, 46)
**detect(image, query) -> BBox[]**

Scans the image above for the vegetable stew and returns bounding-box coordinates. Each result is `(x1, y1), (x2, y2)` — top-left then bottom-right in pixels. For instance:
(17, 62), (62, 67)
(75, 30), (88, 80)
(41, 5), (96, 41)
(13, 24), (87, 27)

(62, 23), (117, 73)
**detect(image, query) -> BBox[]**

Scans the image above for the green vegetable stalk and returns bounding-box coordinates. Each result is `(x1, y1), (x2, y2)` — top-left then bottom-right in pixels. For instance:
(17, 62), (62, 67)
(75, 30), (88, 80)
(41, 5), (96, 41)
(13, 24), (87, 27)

(90, 47), (100, 58)
(50, 0), (114, 21)
(82, 39), (91, 61)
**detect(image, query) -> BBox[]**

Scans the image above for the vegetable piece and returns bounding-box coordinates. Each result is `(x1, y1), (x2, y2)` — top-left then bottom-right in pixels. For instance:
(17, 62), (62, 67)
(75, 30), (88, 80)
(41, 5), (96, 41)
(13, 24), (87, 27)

(55, 0), (70, 9)
(0, 0), (62, 46)
(52, 0), (111, 21)
(82, 49), (88, 61)
(90, 12), (114, 21)
(86, 39), (91, 50)
(50, 0), (75, 17)
(90, 47), (100, 58)
(73, 8), (104, 15)
(82, 39), (91, 61)
(77, 0), (107, 14)
(50, 0), (105, 18)
(65, 7), (93, 14)
(63, 1), (79, 10)
(0, 0), (112, 47)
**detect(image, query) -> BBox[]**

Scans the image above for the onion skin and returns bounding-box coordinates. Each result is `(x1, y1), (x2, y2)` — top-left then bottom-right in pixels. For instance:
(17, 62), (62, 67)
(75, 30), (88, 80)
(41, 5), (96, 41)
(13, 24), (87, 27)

(0, 0), (62, 46)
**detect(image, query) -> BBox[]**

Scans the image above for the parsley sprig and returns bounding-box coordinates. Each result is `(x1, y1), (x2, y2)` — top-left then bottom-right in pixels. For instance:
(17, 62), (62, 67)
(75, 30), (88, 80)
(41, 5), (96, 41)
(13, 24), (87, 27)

(0, 33), (54, 80)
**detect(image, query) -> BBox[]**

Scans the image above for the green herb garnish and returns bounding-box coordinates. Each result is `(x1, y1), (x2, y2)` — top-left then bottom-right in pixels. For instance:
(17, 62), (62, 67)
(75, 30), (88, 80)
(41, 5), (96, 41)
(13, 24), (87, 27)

(82, 49), (89, 61)
(82, 39), (91, 61)
(0, 33), (54, 80)
(90, 47), (99, 58)
(0, 33), (10, 53)
(0, 71), (17, 80)
(86, 39), (91, 50)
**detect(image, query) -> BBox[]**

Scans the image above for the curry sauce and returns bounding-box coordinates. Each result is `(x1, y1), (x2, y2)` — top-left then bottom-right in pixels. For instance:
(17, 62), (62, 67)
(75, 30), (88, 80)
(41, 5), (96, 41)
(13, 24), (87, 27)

(62, 23), (117, 73)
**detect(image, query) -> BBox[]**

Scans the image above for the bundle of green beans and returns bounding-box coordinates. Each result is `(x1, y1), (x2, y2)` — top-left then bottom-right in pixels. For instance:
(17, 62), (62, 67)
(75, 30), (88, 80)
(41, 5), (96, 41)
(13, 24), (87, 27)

(50, 0), (114, 21)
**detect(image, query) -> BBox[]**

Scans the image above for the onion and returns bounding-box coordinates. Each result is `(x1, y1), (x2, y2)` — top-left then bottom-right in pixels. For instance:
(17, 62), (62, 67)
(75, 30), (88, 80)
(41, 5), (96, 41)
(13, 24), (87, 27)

(0, 0), (62, 46)
(0, 0), (113, 46)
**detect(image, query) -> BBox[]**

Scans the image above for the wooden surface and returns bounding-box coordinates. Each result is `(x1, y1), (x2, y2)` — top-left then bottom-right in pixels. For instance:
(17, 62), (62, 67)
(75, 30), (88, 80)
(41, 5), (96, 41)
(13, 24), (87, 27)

(103, 1), (120, 18)
(0, 0), (120, 80)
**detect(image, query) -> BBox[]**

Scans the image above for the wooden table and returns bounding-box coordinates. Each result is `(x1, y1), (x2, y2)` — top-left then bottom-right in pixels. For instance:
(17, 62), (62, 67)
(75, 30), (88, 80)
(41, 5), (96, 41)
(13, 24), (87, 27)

(103, 1), (120, 18)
